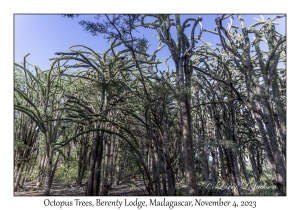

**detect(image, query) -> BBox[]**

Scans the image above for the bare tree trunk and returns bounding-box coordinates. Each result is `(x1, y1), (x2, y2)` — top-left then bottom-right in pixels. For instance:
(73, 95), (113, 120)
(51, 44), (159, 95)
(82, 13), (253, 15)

(102, 138), (111, 196)
(178, 60), (197, 195)
(238, 152), (249, 185)
(254, 105), (286, 195)
(86, 122), (102, 196)
(249, 144), (260, 185)
(43, 151), (53, 196)
(37, 155), (46, 183)
(14, 164), (24, 192)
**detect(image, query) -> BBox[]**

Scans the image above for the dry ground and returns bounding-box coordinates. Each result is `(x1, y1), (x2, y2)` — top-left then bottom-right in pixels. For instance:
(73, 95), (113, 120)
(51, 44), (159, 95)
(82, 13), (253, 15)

(14, 180), (147, 196)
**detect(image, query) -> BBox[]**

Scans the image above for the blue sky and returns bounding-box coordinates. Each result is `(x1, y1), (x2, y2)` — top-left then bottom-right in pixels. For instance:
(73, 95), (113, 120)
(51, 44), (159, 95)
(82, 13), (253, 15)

(14, 14), (286, 71)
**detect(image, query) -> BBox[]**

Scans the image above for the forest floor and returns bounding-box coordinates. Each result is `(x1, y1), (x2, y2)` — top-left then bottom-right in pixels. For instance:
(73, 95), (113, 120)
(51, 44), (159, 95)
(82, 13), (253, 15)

(14, 179), (147, 196)
(14, 180), (279, 196)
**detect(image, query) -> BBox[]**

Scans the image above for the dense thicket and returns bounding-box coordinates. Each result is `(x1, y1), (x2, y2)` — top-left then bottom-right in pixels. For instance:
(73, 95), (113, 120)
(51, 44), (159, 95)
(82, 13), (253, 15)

(14, 14), (286, 196)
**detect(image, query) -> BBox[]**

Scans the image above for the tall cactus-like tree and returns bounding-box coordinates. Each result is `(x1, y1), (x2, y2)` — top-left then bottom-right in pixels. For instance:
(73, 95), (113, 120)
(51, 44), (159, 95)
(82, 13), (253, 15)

(63, 14), (204, 195)
(14, 55), (70, 195)
(194, 14), (286, 195)
(51, 40), (163, 195)
(136, 14), (203, 195)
